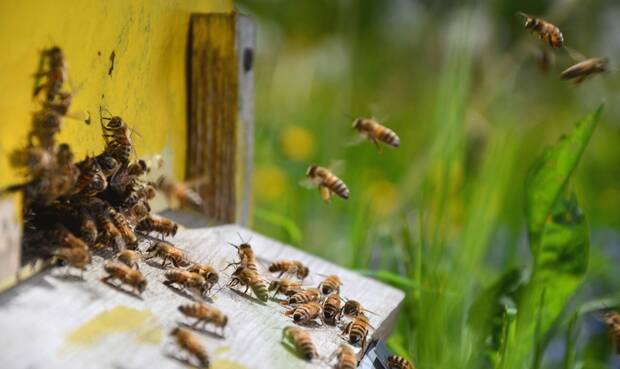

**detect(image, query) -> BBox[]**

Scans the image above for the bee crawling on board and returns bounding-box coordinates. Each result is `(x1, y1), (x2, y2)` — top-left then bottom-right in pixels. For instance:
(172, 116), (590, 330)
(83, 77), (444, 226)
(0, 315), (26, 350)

(136, 214), (179, 238)
(318, 274), (342, 295)
(178, 302), (228, 336)
(268, 278), (304, 298)
(101, 261), (147, 295)
(116, 249), (141, 269)
(322, 293), (343, 326)
(281, 287), (321, 306)
(561, 57), (610, 84)
(352, 117), (401, 152)
(164, 269), (210, 297)
(386, 355), (415, 369)
(517, 12), (564, 48)
(52, 245), (92, 277)
(169, 327), (210, 369)
(268, 259), (309, 281)
(226, 235), (259, 272)
(341, 313), (373, 348)
(228, 266), (269, 302)
(304, 164), (350, 203)
(187, 263), (219, 295)
(329, 343), (357, 369)
(339, 299), (376, 319)
(283, 301), (322, 325)
(281, 326), (318, 361)
(144, 241), (190, 268)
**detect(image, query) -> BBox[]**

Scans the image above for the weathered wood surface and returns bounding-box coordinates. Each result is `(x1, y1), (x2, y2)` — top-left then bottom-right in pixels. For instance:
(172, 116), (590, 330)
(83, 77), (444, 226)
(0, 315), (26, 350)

(0, 196), (21, 282)
(187, 14), (255, 226)
(0, 224), (404, 369)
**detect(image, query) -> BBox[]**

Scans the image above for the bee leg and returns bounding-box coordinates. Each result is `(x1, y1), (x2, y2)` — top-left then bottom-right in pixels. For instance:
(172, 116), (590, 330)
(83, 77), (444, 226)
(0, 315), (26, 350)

(372, 138), (383, 153)
(243, 285), (249, 295)
(161, 256), (167, 267)
(278, 271), (284, 278)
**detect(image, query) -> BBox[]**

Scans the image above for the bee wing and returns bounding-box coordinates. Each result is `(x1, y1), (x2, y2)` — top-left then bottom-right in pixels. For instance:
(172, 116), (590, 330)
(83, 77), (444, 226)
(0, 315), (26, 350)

(343, 134), (367, 148)
(299, 177), (317, 189)
(564, 47), (586, 62)
(327, 160), (346, 175)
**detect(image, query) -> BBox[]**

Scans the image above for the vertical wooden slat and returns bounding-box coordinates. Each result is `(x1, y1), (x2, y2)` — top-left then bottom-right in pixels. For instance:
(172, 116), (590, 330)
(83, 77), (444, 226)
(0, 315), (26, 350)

(187, 13), (254, 225)
(0, 195), (21, 283)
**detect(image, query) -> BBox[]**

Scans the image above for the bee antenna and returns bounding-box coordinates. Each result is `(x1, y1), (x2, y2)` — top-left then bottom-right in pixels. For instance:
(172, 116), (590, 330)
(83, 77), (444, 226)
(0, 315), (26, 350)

(515, 11), (529, 19)
(227, 242), (239, 249)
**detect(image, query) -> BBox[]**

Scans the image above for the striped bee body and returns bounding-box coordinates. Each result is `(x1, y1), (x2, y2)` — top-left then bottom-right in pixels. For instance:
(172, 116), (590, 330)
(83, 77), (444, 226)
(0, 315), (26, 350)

(335, 344), (357, 369)
(102, 261), (146, 294)
(268, 260), (309, 280)
(285, 301), (322, 324)
(343, 314), (371, 348)
(282, 326), (317, 361)
(318, 274), (342, 295)
(519, 12), (563, 48)
(284, 288), (321, 306)
(387, 355), (414, 369)
(603, 311), (620, 354)
(164, 270), (207, 293)
(178, 303), (228, 333)
(229, 267), (269, 302)
(170, 328), (210, 368)
(322, 293), (342, 325)
(145, 241), (190, 268)
(353, 118), (401, 150)
(306, 165), (350, 202)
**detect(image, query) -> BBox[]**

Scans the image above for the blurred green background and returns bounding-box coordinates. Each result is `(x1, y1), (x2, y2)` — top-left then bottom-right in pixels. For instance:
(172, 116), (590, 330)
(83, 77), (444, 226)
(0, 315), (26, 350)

(237, 1), (620, 368)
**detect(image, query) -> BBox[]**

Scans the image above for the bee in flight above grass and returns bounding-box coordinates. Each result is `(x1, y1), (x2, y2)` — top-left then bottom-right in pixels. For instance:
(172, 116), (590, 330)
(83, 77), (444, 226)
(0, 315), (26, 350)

(561, 57), (609, 84)
(302, 164), (350, 203)
(352, 117), (400, 152)
(517, 12), (563, 48)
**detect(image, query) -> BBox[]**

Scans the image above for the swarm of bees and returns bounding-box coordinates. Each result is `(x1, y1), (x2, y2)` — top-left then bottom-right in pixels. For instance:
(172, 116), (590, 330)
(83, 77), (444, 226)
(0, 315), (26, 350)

(517, 12), (610, 84)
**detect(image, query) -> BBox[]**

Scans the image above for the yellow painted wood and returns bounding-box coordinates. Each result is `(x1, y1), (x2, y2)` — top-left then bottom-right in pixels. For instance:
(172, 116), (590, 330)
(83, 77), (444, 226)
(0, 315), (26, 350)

(0, 0), (233, 190)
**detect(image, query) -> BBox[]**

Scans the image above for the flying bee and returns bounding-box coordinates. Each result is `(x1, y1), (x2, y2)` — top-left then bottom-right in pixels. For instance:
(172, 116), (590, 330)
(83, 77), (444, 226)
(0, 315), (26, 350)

(187, 263), (219, 294)
(116, 249), (141, 269)
(164, 269), (208, 296)
(53, 246), (91, 276)
(602, 311), (620, 354)
(318, 274), (342, 295)
(517, 12), (563, 48)
(145, 241), (190, 268)
(332, 344), (357, 369)
(107, 208), (137, 247)
(156, 175), (205, 212)
(170, 327), (210, 369)
(387, 355), (414, 369)
(268, 278), (303, 297)
(136, 214), (178, 238)
(322, 293), (342, 326)
(227, 237), (258, 272)
(352, 117), (401, 151)
(102, 261), (147, 295)
(342, 313), (372, 348)
(305, 165), (350, 202)
(282, 288), (321, 306)
(281, 326), (318, 361)
(178, 303), (228, 335)
(228, 266), (269, 302)
(33, 46), (66, 101)
(284, 301), (322, 325)
(340, 299), (376, 319)
(30, 110), (61, 149)
(561, 57), (609, 84)
(268, 260), (309, 281)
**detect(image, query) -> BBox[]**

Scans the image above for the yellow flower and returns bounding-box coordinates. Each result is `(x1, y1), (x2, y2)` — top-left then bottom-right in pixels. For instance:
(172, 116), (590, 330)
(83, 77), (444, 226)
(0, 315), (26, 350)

(280, 126), (315, 161)
(253, 165), (287, 202)
(366, 180), (398, 217)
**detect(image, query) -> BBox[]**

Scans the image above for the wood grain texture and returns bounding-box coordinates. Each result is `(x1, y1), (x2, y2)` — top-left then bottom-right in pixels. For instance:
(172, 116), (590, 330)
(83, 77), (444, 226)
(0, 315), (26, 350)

(0, 196), (21, 283)
(187, 13), (254, 226)
(0, 225), (404, 369)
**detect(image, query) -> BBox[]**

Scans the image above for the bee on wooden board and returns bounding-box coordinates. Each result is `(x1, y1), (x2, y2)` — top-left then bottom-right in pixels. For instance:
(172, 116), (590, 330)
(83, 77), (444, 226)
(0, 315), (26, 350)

(342, 313), (373, 348)
(517, 12), (564, 48)
(282, 288), (321, 306)
(136, 214), (178, 238)
(107, 207), (138, 247)
(561, 57), (609, 84)
(602, 310), (620, 354)
(352, 117), (401, 152)
(102, 261), (147, 295)
(170, 327), (210, 369)
(387, 355), (415, 369)
(318, 274), (342, 295)
(268, 278), (303, 297)
(178, 302), (228, 335)
(145, 241), (190, 268)
(51, 227), (88, 250)
(340, 299), (376, 319)
(164, 269), (209, 296)
(322, 293), (343, 326)
(227, 236), (259, 272)
(284, 301), (322, 325)
(228, 266), (269, 302)
(116, 249), (140, 269)
(305, 165), (350, 203)
(187, 263), (219, 293)
(53, 246), (91, 276)
(281, 326), (318, 361)
(156, 175), (205, 212)
(331, 343), (357, 369)
(95, 209), (125, 251)
(33, 46), (67, 101)
(268, 259), (309, 281)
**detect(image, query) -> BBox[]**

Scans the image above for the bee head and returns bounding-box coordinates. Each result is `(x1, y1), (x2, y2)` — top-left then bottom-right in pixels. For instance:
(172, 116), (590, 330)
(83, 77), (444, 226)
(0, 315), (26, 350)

(298, 266), (310, 279)
(221, 315), (229, 327)
(321, 285), (332, 295)
(306, 165), (318, 177)
(137, 279), (147, 293)
(293, 313), (303, 322)
(268, 280), (278, 291)
(239, 243), (252, 252)
(352, 118), (364, 130)
(597, 58), (610, 71)
(98, 156), (119, 175)
(145, 242), (160, 253)
(170, 327), (181, 336)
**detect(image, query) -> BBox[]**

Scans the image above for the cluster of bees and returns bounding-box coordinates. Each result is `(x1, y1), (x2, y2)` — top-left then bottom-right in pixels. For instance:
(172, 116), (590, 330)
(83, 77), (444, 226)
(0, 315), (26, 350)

(518, 12), (609, 83)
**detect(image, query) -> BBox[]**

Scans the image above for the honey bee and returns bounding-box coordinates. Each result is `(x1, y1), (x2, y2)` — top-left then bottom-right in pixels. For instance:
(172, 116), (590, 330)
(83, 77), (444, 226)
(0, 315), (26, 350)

(53, 246), (91, 275)
(305, 165), (350, 202)
(123, 181), (156, 208)
(79, 209), (98, 246)
(342, 313), (372, 348)
(602, 311), (620, 354)
(51, 227), (88, 250)
(95, 210), (125, 250)
(156, 175), (205, 212)
(282, 288), (321, 306)
(107, 208), (137, 247)
(268, 260), (309, 280)
(187, 263), (219, 294)
(281, 326), (318, 361)
(284, 301), (322, 325)
(228, 266), (269, 302)
(517, 12), (564, 48)
(340, 299), (375, 319)
(100, 109), (134, 164)
(116, 249), (140, 269)
(74, 156), (107, 196)
(9, 146), (54, 178)
(126, 200), (150, 224)
(318, 274), (342, 295)
(352, 118), (401, 151)
(322, 293), (342, 326)
(560, 57), (609, 84)
(332, 344), (357, 369)
(145, 241), (190, 268)
(33, 46), (66, 101)
(387, 355), (414, 369)
(95, 154), (120, 178)
(227, 238), (258, 272)
(30, 110), (62, 150)
(170, 327), (210, 368)
(268, 278), (303, 297)
(164, 269), (208, 296)
(178, 303), (228, 335)
(42, 91), (72, 116)
(102, 261), (147, 295)
(136, 215), (178, 238)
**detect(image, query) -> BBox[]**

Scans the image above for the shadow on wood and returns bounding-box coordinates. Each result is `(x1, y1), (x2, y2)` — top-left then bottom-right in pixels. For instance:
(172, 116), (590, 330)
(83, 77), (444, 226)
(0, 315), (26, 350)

(178, 322), (226, 340)
(228, 286), (267, 305)
(100, 279), (143, 300)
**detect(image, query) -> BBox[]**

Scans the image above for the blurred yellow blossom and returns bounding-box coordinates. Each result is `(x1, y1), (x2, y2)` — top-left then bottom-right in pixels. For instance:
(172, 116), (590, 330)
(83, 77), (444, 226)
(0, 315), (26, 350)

(366, 180), (398, 217)
(253, 164), (287, 202)
(280, 126), (315, 161)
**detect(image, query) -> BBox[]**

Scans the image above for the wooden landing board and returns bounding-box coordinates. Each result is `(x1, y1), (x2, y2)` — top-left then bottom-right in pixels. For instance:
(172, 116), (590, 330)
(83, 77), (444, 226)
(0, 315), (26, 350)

(0, 225), (404, 369)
